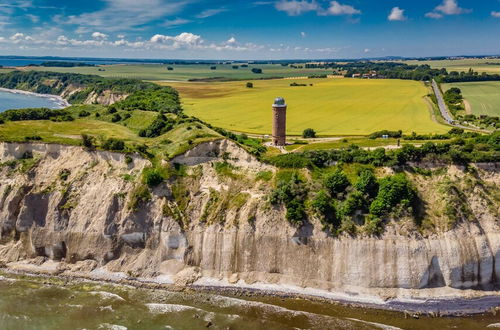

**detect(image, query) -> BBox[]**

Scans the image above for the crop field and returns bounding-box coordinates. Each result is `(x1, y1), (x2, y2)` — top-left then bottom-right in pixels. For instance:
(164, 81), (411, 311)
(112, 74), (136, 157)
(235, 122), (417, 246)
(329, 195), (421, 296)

(403, 58), (500, 74)
(166, 78), (448, 136)
(443, 81), (500, 116)
(17, 64), (332, 81)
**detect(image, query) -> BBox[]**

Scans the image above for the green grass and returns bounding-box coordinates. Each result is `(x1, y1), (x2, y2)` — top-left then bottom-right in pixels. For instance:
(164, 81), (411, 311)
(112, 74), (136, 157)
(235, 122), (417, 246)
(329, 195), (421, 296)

(16, 64), (333, 81)
(169, 78), (447, 136)
(402, 58), (500, 74)
(295, 137), (452, 152)
(443, 81), (500, 116)
(0, 111), (220, 160)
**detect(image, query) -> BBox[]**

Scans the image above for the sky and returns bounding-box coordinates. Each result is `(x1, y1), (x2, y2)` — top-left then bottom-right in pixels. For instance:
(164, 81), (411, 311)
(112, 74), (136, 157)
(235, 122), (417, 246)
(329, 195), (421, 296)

(1, 0), (500, 60)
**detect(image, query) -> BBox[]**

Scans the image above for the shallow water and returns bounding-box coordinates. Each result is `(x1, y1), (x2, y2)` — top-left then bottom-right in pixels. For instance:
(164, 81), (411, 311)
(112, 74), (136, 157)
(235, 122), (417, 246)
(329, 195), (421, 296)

(0, 273), (498, 330)
(0, 90), (65, 112)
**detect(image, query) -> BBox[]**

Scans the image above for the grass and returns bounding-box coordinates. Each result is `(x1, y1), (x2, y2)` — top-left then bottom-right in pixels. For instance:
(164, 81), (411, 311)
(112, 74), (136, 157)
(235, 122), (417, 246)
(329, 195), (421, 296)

(443, 81), (500, 117)
(402, 58), (500, 74)
(0, 109), (221, 160)
(16, 64), (334, 81)
(167, 78), (448, 136)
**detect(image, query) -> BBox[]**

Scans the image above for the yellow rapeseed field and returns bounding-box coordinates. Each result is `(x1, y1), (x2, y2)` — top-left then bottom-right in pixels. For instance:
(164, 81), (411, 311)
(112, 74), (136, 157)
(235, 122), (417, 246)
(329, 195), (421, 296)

(168, 78), (448, 136)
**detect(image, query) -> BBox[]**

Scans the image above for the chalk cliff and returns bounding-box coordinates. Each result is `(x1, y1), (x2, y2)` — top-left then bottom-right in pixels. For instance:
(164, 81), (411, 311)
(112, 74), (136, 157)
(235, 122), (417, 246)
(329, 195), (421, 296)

(0, 141), (498, 307)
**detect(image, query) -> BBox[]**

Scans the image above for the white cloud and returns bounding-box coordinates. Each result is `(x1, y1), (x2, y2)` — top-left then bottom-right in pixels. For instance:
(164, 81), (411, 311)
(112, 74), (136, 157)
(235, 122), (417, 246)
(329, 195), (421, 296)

(364, 48), (370, 53)
(300, 31), (306, 37)
(388, 7), (406, 21)
(492, 11), (500, 18)
(195, 8), (227, 19)
(275, 0), (318, 16)
(150, 32), (203, 49)
(325, 1), (360, 16)
(26, 14), (39, 23)
(226, 37), (236, 44)
(426, 0), (470, 19)
(62, 0), (193, 32)
(91, 32), (108, 39)
(162, 18), (191, 27)
(425, 12), (443, 19)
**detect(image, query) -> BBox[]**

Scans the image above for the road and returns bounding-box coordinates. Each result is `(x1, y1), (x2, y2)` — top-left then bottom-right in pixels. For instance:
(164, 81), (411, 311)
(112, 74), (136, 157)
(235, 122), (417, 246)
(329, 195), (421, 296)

(431, 79), (454, 124)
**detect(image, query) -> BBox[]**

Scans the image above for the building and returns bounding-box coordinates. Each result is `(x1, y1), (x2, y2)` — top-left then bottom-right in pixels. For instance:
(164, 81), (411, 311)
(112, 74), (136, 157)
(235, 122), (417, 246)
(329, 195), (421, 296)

(272, 97), (287, 146)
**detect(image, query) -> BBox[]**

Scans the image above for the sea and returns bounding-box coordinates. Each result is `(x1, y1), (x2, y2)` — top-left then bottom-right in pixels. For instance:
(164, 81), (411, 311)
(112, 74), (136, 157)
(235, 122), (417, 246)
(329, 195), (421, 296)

(0, 272), (497, 330)
(0, 90), (66, 112)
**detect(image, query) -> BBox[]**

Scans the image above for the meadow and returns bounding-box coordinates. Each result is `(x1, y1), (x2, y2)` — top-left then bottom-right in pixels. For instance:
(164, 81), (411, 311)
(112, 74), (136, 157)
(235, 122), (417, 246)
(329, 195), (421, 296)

(167, 78), (448, 136)
(18, 64), (331, 81)
(443, 81), (500, 117)
(403, 58), (500, 74)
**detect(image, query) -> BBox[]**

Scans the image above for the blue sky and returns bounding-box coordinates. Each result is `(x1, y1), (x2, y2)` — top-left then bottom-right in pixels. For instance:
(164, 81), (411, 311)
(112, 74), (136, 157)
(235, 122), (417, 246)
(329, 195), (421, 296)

(0, 0), (500, 59)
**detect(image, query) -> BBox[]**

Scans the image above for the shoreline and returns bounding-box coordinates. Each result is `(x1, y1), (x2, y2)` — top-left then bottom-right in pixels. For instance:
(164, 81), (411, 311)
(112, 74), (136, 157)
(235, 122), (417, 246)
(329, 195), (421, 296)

(0, 87), (70, 109)
(2, 264), (499, 317)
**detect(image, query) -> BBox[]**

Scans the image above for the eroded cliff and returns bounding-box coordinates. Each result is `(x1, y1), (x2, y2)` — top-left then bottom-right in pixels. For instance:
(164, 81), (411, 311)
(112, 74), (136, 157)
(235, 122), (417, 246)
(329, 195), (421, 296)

(0, 141), (498, 307)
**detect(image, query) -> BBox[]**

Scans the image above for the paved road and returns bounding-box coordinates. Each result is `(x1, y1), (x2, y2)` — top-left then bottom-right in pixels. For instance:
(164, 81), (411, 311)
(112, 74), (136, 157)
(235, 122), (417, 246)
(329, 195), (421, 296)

(431, 79), (454, 124)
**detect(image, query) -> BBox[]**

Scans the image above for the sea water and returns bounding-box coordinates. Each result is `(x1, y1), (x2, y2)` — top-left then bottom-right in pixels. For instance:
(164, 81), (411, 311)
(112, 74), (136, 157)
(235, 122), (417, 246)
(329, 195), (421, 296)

(0, 272), (497, 330)
(0, 90), (66, 112)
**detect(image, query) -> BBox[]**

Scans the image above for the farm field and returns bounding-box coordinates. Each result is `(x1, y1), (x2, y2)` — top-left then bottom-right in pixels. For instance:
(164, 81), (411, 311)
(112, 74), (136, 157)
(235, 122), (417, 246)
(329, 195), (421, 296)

(402, 58), (500, 74)
(166, 78), (448, 136)
(443, 81), (500, 116)
(16, 64), (332, 81)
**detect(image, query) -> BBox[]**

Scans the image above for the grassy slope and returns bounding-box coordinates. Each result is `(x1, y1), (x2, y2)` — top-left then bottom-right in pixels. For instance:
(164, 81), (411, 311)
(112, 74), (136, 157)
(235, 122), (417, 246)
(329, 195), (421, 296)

(443, 82), (500, 117)
(17, 64), (332, 81)
(0, 106), (220, 159)
(167, 78), (448, 136)
(403, 58), (500, 74)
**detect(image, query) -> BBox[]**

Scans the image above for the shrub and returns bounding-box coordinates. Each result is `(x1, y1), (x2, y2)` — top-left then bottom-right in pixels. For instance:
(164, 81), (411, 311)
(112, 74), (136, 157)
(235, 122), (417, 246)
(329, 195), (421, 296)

(138, 113), (173, 138)
(142, 167), (165, 187)
(311, 189), (339, 229)
(59, 169), (71, 181)
(354, 169), (378, 197)
(251, 68), (262, 74)
(302, 128), (316, 138)
(124, 155), (133, 164)
(24, 135), (42, 141)
(128, 184), (151, 210)
(369, 174), (416, 217)
(246, 82), (253, 88)
(102, 138), (125, 151)
(111, 113), (122, 122)
(324, 169), (350, 195)
(78, 110), (91, 117)
(269, 173), (308, 225)
(81, 134), (94, 149)
(107, 106), (117, 114)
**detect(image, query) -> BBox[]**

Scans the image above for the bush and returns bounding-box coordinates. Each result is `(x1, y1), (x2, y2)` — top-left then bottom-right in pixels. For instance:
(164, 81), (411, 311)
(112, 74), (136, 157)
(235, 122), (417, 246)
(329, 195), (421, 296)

(78, 110), (91, 117)
(269, 173), (308, 225)
(138, 113), (173, 138)
(24, 135), (42, 141)
(81, 134), (94, 149)
(311, 190), (339, 229)
(251, 68), (262, 74)
(354, 169), (378, 197)
(369, 174), (416, 217)
(142, 167), (165, 187)
(246, 82), (253, 88)
(302, 128), (316, 138)
(102, 138), (125, 151)
(324, 169), (350, 195)
(111, 113), (122, 122)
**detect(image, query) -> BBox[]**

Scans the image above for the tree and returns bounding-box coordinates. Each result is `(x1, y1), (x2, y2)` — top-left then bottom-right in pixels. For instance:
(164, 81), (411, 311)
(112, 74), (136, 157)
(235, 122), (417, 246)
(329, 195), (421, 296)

(246, 82), (253, 88)
(81, 134), (94, 149)
(354, 169), (378, 197)
(251, 68), (262, 74)
(302, 128), (316, 138)
(324, 169), (350, 195)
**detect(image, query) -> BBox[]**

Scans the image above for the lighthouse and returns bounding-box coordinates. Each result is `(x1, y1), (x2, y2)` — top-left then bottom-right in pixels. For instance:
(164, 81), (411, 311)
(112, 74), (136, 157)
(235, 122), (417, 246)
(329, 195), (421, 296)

(272, 97), (287, 146)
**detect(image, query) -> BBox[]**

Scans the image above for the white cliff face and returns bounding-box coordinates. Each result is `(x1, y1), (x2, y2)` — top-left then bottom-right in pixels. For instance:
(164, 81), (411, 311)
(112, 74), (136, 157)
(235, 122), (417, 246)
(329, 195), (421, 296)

(0, 142), (498, 303)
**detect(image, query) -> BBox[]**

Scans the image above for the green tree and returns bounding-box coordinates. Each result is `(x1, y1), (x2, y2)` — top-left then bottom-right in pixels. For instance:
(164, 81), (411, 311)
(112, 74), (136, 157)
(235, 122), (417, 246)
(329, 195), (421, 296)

(302, 128), (316, 138)
(355, 169), (379, 197)
(324, 169), (350, 195)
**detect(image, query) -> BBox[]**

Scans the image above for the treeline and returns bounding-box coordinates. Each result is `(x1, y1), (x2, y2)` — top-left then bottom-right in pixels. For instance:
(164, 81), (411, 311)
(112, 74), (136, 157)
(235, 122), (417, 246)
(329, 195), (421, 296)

(440, 70), (500, 83)
(0, 71), (181, 114)
(265, 131), (500, 168)
(28, 61), (95, 67)
(0, 108), (73, 122)
(342, 62), (446, 81)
